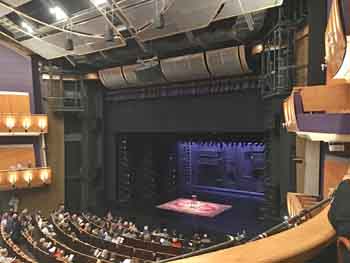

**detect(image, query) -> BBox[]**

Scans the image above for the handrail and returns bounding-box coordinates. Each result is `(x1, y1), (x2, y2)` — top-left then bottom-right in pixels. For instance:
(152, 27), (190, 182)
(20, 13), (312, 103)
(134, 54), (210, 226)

(158, 197), (333, 263)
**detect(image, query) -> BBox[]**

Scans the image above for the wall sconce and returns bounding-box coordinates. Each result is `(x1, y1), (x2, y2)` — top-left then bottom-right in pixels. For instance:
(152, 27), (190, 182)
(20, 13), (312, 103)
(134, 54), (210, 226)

(23, 171), (33, 186)
(8, 172), (17, 188)
(38, 118), (47, 132)
(40, 169), (49, 184)
(22, 117), (32, 132)
(5, 116), (16, 132)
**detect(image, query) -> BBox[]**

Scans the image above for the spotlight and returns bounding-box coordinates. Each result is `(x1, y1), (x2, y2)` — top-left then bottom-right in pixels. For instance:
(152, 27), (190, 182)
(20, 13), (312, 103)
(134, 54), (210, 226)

(21, 22), (34, 34)
(65, 38), (74, 51)
(90, 0), (108, 7)
(154, 13), (165, 29)
(49, 6), (68, 21)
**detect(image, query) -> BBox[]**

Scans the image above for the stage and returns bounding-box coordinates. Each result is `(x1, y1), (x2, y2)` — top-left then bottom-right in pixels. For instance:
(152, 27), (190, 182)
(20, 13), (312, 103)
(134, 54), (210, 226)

(157, 198), (232, 218)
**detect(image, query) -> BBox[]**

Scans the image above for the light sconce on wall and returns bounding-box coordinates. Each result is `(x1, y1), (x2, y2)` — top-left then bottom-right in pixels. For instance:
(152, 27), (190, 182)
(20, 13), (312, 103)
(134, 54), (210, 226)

(23, 171), (33, 186)
(38, 118), (47, 133)
(22, 117), (32, 132)
(8, 172), (17, 188)
(5, 116), (16, 132)
(40, 169), (49, 184)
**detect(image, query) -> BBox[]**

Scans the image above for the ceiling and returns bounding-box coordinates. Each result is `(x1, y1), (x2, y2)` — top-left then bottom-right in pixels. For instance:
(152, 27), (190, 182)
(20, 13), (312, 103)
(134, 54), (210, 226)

(0, 0), (283, 71)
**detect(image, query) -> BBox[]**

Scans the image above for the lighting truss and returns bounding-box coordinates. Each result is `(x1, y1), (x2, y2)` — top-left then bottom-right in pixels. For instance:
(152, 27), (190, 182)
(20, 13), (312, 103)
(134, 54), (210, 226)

(93, 0), (147, 52)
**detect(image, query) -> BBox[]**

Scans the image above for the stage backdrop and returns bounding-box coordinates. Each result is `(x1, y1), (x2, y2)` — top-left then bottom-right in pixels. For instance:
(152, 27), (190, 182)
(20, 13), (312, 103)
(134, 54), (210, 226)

(104, 90), (265, 202)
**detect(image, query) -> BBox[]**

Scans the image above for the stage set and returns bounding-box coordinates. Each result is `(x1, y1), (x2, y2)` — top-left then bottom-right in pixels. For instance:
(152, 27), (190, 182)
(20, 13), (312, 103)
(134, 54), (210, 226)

(114, 133), (267, 236)
(157, 196), (232, 218)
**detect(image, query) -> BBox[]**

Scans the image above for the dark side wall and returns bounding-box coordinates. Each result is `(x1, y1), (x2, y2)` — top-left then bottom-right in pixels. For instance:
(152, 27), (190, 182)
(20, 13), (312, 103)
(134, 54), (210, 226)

(104, 90), (264, 133)
(104, 89), (265, 201)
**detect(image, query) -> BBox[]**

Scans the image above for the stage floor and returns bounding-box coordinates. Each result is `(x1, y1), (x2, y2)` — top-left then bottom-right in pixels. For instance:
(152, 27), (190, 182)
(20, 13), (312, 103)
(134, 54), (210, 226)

(157, 198), (232, 218)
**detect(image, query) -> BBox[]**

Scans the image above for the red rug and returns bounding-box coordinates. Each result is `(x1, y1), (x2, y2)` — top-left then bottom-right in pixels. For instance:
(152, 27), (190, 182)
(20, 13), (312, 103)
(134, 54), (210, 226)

(157, 198), (232, 218)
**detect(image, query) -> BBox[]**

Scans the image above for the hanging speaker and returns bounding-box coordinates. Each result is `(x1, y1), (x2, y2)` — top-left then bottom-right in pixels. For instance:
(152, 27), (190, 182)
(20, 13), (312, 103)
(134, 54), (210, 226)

(65, 38), (74, 51)
(104, 25), (114, 42)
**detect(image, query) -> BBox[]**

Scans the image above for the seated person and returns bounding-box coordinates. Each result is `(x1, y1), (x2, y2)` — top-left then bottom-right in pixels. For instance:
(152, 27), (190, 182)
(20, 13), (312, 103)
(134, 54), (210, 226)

(171, 238), (182, 248)
(0, 248), (16, 263)
(328, 170), (350, 262)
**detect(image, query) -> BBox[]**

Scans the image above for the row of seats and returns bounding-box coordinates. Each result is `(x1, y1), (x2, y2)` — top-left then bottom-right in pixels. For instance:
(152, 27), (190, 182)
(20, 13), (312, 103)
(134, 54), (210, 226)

(0, 225), (33, 263)
(0, 208), (198, 263)
(67, 214), (174, 261)
(82, 213), (190, 254)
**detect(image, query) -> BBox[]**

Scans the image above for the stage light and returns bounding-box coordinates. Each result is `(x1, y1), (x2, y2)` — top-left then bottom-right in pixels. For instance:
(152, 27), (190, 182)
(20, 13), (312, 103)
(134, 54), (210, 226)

(49, 6), (68, 21)
(23, 171), (33, 186)
(5, 116), (16, 132)
(90, 0), (108, 7)
(22, 117), (31, 131)
(65, 38), (74, 51)
(38, 117), (47, 132)
(21, 22), (34, 34)
(8, 172), (17, 188)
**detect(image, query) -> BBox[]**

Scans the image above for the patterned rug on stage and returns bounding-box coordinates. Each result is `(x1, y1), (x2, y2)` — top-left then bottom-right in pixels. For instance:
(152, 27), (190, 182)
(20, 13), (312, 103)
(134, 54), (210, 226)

(157, 198), (232, 218)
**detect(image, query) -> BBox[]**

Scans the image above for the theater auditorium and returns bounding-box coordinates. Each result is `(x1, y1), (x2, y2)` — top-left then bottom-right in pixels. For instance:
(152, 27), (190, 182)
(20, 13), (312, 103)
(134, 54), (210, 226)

(0, 0), (348, 262)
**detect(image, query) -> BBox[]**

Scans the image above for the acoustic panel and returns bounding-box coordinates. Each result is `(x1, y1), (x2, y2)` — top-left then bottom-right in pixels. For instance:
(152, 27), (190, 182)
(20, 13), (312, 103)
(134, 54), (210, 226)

(215, 0), (283, 21)
(206, 46), (249, 78)
(122, 64), (141, 86)
(160, 53), (210, 82)
(119, 0), (282, 41)
(131, 0), (225, 41)
(0, 144), (35, 170)
(134, 62), (166, 85)
(99, 67), (127, 89)
(20, 38), (72, 60)
(20, 15), (126, 59)
(0, 91), (30, 114)
(0, 0), (32, 18)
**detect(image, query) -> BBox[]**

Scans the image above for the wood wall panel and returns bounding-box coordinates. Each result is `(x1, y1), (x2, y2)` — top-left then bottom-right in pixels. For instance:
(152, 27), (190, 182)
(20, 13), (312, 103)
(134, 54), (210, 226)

(295, 26), (309, 86)
(0, 145), (35, 170)
(0, 92), (30, 113)
(173, 206), (334, 263)
(0, 95), (64, 215)
(304, 140), (320, 195)
(323, 156), (349, 197)
(299, 85), (350, 113)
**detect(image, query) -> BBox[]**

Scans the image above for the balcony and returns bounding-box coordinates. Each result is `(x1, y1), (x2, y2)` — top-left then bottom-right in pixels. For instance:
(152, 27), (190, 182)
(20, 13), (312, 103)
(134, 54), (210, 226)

(0, 113), (48, 136)
(0, 167), (52, 191)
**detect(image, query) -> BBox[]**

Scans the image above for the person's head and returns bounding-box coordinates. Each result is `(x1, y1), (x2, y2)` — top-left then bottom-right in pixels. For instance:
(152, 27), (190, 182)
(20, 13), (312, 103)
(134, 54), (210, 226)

(0, 248), (8, 257)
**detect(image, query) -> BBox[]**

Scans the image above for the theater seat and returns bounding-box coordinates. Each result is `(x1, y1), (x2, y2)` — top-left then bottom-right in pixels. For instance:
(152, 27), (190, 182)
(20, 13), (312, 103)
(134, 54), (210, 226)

(337, 237), (350, 263)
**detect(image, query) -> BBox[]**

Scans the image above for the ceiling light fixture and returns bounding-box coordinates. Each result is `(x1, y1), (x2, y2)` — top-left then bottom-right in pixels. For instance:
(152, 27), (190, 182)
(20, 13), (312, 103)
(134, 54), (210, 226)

(90, 0), (108, 7)
(49, 6), (68, 21)
(21, 21), (34, 34)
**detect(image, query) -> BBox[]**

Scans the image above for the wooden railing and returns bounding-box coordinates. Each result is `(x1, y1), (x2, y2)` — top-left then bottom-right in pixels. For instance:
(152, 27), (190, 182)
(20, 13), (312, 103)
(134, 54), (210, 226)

(169, 204), (335, 263)
(0, 167), (52, 191)
(0, 114), (48, 135)
(287, 193), (321, 218)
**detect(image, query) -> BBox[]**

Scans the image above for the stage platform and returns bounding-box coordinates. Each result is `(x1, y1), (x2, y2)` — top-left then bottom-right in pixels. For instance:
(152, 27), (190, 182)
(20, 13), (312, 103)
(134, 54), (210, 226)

(157, 198), (232, 218)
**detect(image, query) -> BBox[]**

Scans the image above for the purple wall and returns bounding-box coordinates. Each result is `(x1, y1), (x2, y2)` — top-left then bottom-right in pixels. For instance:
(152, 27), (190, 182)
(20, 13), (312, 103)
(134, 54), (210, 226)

(0, 44), (34, 111)
(178, 142), (265, 194)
